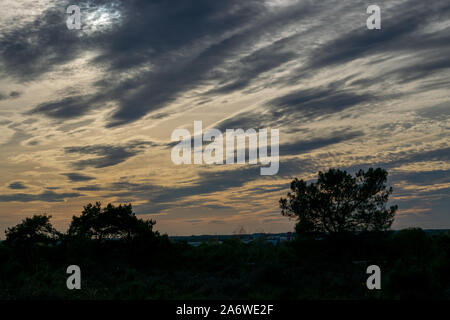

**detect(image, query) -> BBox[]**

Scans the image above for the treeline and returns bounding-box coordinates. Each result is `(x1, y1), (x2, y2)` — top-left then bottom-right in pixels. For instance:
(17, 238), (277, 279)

(0, 202), (449, 299)
(0, 168), (449, 299)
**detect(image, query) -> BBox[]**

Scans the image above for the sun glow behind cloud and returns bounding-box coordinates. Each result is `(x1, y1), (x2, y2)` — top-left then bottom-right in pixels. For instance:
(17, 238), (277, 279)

(80, 2), (123, 35)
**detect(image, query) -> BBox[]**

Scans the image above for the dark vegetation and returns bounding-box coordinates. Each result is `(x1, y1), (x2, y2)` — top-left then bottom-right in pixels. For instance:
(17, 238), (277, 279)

(0, 168), (449, 299)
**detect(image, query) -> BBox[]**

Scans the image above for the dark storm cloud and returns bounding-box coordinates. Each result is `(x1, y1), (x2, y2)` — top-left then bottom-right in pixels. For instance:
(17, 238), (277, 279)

(0, 5), (88, 79)
(215, 111), (273, 132)
(393, 147), (450, 166)
(62, 172), (95, 182)
(391, 170), (450, 186)
(267, 87), (375, 119)
(279, 131), (363, 156)
(26, 96), (95, 119)
(65, 145), (136, 169)
(3, 0), (321, 126)
(302, 1), (450, 72)
(206, 37), (298, 95)
(8, 182), (27, 190)
(74, 185), (102, 191)
(100, 0), (322, 126)
(265, 0), (450, 99)
(2, 0), (449, 127)
(348, 54), (450, 90)
(91, 0), (265, 70)
(0, 190), (82, 202)
(64, 140), (158, 169)
(216, 84), (376, 131)
(389, 55), (450, 84)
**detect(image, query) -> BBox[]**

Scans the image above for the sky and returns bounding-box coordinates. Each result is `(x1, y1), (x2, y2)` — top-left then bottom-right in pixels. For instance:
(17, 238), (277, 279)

(0, 0), (448, 237)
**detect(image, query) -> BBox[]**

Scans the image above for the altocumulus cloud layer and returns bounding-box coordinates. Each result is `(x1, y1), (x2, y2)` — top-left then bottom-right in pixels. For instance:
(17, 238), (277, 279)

(0, 0), (448, 235)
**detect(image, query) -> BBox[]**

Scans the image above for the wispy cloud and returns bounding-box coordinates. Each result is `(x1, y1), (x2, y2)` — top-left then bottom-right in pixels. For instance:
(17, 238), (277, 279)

(0, 0), (448, 233)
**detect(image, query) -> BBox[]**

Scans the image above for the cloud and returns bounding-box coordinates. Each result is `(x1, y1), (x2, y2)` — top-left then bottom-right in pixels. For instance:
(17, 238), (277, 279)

(9, 91), (21, 98)
(0, 190), (83, 202)
(7, 0), (264, 125)
(215, 111), (274, 132)
(416, 102), (450, 120)
(209, 220), (227, 225)
(216, 83), (377, 130)
(267, 87), (375, 120)
(391, 170), (450, 186)
(56, 119), (96, 132)
(27, 96), (95, 120)
(0, 91), (21, 100)
(0, 0), (449, 230)
(127, 158), (315, 214)
(392, 148), (450, 166)
(64, 140), (157, 169)
(62, 172), (96, 182)
(348, 53), (450, 89)
(3, 0), (449, 128)
(73, 185), (102, 191)
(279, 131), (363, 156)
(340, 147), (450, 175)
(0, 6), (87, 79)
(5, 0), (323, 126)
(7, 182), (27, 190)
(206, 38), (297, 95)
(303, 1), (450, 72)
(100, 0), (321, 126)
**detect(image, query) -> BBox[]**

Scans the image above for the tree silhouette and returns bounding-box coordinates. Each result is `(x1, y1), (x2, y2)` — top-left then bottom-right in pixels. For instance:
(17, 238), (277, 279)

(4, 214), (59, 247)
(280, 168), (398, 236)
(68, 202), (156, 241)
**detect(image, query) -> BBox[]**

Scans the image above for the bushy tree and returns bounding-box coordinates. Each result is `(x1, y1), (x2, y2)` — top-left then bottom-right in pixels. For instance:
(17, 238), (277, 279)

(280, 168), (397, 236)
(4, 214), (59, 247)
(68, 202), (156, 241)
